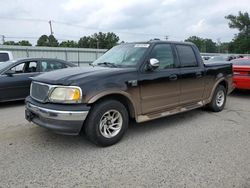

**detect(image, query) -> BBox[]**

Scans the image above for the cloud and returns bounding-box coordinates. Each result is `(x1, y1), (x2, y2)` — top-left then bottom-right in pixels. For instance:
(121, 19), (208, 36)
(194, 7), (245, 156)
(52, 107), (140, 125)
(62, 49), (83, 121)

(161, 0), (177, 6)
(0, 0), (250, 44)
(62, 0), (90, 11)
(187, 19), (208, 34)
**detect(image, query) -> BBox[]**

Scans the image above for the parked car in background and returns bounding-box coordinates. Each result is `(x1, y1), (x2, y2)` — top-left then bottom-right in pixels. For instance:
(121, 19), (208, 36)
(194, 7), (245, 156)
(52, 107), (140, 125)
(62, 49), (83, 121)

(25, 41), (234, 146)
(0, 58), (76, 102)
(207, 55), (230, 62)
(232, 58), (250, 90)
(202, 56), (211, 61)
(0, 51), (13, 62)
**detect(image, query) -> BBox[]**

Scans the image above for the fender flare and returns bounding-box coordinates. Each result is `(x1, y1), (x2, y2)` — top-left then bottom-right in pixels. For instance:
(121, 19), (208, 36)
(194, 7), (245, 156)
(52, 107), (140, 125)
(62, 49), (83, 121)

(86, 90), (137, 118)
(207, 77), (228, 104)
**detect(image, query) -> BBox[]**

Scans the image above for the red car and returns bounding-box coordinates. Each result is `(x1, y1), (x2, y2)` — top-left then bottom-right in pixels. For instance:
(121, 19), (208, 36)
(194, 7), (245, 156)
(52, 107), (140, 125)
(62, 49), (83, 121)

(232, 58), (250, 90)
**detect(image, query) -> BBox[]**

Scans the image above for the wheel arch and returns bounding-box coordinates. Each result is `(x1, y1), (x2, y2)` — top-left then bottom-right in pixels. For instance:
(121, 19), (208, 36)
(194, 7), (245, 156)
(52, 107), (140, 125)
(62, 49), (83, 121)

(87, 92), (136, 119)
(207, 78), (228, 104)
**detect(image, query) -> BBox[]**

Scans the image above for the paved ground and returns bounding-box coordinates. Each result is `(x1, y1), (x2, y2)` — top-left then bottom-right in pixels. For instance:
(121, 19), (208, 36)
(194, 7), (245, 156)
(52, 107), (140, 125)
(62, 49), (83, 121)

(0, 91), (250, 188)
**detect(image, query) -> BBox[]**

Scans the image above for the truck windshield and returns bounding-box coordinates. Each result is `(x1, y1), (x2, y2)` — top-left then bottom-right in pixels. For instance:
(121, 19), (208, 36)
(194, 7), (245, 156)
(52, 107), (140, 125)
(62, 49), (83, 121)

(92, 44), (149, 67)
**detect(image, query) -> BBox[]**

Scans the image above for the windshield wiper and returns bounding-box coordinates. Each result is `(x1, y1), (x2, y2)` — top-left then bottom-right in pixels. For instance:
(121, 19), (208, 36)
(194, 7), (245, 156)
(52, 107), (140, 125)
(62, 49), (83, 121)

(97, 62), (117, 68)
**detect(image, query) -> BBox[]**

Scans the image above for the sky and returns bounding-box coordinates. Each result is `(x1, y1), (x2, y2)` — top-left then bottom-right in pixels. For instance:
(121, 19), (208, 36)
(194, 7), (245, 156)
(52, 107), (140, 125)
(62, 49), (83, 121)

(0, 0), (250, 45)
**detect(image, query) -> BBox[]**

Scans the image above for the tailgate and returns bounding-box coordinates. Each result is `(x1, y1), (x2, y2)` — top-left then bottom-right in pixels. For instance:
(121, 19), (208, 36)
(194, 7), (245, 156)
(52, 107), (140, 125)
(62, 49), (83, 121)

(233, 66), (250, 76)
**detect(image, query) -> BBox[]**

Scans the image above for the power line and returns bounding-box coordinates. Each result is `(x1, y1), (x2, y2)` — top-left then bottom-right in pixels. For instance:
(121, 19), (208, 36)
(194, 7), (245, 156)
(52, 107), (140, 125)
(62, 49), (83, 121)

(0, 17), (48, 23)
(0, 17), (189, 43)
(0, 17), (172, 38)
(53, 20), (167, 37)
(4, 36), (69, 41)
(5, 36), (40, 39)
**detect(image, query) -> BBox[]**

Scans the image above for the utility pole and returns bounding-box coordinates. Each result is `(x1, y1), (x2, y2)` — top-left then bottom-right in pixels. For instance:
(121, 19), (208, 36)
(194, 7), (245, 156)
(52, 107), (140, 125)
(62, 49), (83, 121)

(217, 38), (221, 53)
(96, 41), (99, 49)
(165, 35), (169, 40)
(0, 35), (5, 44)
(49, 20), (54, 35)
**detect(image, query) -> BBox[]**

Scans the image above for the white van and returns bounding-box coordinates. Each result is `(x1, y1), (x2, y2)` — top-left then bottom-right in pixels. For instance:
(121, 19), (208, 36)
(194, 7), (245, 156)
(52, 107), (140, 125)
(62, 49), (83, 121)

(0, 51), (13, 62)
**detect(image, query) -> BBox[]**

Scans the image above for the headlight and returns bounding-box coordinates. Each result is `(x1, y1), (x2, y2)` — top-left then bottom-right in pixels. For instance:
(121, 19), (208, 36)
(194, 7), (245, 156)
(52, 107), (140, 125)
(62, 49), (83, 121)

(49, 86), (82, 103)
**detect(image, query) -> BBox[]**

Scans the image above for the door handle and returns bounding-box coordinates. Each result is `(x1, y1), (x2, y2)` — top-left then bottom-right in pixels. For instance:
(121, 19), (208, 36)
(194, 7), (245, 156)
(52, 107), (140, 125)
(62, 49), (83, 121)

(169, 74), (178, 81)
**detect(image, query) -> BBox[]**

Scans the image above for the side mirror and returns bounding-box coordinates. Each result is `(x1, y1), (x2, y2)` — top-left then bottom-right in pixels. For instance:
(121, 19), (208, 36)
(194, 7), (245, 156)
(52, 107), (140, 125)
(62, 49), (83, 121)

(148, 58), (159, 71)
(5, 70), (15, 76)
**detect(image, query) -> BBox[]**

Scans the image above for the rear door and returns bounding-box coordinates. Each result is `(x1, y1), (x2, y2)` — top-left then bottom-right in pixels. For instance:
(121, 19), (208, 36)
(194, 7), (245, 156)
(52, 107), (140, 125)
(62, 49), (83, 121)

(0, 61), (39, 101)
(175, 44), (205, 105)
(139, 43), (181, 114)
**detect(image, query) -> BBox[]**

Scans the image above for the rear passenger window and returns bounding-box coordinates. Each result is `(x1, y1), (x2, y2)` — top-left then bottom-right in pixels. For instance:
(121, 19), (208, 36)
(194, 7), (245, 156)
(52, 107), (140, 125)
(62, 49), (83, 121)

(26, 62), (38, 72)
(176, 45), (198, 67)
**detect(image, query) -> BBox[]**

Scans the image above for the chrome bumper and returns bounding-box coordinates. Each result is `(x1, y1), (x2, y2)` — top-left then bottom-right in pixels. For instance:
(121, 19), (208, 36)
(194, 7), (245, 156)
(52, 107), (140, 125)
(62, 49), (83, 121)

(26, 103), (88, 121)
(25, 101), (89, 135)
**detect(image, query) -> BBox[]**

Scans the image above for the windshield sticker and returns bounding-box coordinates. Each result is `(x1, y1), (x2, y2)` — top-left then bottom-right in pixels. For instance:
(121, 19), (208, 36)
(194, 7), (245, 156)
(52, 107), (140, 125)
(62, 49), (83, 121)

(134, 44), (150, 48)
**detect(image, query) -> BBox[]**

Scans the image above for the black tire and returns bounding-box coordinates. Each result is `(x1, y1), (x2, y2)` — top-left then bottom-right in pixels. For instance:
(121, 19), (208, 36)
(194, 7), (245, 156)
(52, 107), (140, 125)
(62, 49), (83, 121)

(207, 85), (227, 112)
(84, 100), (129, 147)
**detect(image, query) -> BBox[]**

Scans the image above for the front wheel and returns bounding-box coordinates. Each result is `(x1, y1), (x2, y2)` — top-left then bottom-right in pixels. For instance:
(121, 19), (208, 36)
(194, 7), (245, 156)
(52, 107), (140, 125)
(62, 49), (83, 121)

(207, 85), (227, 112)
(84, 100), (129, 147)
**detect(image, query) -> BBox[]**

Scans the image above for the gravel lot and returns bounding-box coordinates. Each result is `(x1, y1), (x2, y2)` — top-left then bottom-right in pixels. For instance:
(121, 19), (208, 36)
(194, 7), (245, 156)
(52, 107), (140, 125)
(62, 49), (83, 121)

(0, 91), (250, 188)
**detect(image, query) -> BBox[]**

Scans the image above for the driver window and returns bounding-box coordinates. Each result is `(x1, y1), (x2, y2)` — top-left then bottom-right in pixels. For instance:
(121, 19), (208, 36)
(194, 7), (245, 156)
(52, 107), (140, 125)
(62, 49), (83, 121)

(10, 61), (38, 74)
(149, 44), (175, 70)
(11, 63), (25, 73)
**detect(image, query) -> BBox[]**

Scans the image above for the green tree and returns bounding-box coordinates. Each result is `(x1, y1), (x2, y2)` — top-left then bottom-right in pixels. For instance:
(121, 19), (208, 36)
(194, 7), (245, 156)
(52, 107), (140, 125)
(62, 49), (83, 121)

(203, 39), (217, 53)
(185, 36), (217, 53)
(225, 11), (250, 35)
(3, 41), (18, 45)
(18, 40), (32, 46)
(59, 40), (78, 48)
(37, 35), (49, 46)
(225, 11), (250, 53)
(78, 32), (119, 49)
(48, 35), (59, 47)
(37, 34), (59, 47)
(228, 33), (250, 53)
(78, 36), (93, 48)
(185, 36), (204, 51)
(3, 40), (32, 46)
(217, 42), (230, 53)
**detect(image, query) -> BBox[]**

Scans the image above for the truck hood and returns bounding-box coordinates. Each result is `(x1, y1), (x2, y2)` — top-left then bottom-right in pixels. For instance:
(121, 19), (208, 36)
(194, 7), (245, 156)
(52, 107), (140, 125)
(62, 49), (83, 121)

(32, 66), (135, 85)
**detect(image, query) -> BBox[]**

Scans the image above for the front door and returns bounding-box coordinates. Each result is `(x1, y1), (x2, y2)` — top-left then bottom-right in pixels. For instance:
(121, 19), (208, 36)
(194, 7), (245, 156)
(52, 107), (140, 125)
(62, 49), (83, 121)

(139, 43), (181, 114)
(0, 61), (39, 101)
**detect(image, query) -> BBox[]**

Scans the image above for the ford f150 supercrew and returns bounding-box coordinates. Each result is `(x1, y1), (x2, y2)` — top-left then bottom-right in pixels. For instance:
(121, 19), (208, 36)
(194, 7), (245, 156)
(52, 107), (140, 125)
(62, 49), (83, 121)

(25, 40), (234, 146)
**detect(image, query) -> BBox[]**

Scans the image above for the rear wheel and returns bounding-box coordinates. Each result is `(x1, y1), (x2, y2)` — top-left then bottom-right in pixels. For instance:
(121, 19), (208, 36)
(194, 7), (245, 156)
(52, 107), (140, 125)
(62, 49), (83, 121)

(207, 85), (226, 112)
(84, 100), (128, 147)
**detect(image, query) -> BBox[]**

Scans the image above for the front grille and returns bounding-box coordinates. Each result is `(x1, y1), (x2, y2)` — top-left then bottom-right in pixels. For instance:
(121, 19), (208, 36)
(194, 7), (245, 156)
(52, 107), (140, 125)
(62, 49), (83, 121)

(30, 82), (50, 102)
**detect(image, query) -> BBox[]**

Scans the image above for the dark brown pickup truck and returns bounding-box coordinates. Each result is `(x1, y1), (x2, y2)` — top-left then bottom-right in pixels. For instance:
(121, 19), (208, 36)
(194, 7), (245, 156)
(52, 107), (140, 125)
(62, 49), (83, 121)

(25, 40), (234, 146)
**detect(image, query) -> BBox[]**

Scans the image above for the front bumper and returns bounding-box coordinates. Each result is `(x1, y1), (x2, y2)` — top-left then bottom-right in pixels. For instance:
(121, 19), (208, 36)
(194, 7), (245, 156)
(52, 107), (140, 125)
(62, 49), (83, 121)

(25, 96), (90, 135)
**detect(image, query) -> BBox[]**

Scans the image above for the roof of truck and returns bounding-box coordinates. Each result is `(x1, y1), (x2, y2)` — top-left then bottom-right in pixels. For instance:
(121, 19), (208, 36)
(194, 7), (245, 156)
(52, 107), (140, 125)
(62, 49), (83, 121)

(123, 40), (194, 45)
